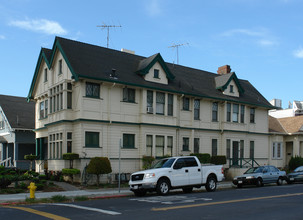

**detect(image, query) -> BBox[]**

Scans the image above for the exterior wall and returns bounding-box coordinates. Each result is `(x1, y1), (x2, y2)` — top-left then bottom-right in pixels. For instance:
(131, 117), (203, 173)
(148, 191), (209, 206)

(269, 109), (294, 118)
(223, 79), (239, 97)
(32, 50), (272, 179)
(144, 62), (168, 85)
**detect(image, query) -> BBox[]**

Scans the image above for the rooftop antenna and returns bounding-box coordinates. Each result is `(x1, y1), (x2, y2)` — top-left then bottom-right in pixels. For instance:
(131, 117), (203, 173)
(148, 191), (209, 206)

(168, 43), (188, 64)
(97, 23), (122, 48)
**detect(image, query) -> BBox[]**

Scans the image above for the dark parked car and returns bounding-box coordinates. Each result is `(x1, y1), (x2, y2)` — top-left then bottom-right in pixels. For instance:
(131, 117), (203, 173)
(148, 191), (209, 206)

(233, 165), (286, 188)
(287, 166), (303, 184)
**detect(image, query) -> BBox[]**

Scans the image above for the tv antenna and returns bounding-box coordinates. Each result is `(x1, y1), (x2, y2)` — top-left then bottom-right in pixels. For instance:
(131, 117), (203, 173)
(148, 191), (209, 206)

(168, 43), (188, 64)
(97, 23), (122, 48)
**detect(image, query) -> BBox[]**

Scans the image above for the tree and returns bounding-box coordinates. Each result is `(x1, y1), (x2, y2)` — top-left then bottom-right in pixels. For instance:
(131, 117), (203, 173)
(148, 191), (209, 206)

(62, 168), (80, 184)
(62, 153), (79, 169)
(24, 154), (37, 171)
(86, 157), (112, 186)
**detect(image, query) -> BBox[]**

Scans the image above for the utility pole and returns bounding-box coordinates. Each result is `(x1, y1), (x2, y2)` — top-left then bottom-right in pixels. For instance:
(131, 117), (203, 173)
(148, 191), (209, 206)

(97, 23), (122, 48)
(168, 43), (188, 64)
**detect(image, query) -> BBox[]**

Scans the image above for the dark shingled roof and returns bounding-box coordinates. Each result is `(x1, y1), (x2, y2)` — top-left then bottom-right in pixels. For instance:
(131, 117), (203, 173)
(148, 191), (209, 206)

(0, 95), (35, 129)
(31, 37), (273, 109)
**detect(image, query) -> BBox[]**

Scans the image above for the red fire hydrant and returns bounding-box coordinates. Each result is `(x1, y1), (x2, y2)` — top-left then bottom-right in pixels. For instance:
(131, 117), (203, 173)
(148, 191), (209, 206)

(28, 182), (37, 199)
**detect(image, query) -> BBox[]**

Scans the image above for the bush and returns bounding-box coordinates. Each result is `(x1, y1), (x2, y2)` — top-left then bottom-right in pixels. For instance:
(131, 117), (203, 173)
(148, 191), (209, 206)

(289, 156), (303, 171)
(39, 174), (47, 180)
(36, 183), (45, 190)
(190, 153), (211, 164)
(62, 168), (80, 184)
(19, 182), (28, 189)
(86, 157), (112, 186)
(142, 156), (155, 170)
(0, 176), (12, 189)
(210, 155), (227, 165)
(24, 155), (37, 160)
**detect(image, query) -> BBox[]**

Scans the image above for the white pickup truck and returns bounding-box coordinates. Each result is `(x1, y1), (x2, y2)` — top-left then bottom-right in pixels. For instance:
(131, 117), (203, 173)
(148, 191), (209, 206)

(129, 156), (224, 196)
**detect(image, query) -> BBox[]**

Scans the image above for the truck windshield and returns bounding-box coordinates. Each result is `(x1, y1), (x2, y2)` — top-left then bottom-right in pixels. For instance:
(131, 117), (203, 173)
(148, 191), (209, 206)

(151, 158), (176, 169)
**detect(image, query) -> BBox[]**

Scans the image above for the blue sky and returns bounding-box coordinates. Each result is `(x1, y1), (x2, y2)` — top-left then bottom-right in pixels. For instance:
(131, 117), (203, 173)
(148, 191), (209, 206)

(0, 0), (302, 108)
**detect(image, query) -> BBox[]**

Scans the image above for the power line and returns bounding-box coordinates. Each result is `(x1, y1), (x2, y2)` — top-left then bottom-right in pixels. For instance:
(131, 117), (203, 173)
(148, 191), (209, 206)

(168, 43), (189, 64)
(97, 23), (122, 48)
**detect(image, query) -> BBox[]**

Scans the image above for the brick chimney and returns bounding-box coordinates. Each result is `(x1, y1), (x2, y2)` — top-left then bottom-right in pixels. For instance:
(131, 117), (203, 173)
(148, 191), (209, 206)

(217, 65), (231, 75)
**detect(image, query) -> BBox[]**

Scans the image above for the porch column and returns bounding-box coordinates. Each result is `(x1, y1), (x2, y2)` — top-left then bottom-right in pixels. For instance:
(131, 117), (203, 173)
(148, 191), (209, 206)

(294, 137), (300, 156)
(14, 142), (19, 168)
(35, 138), (39, 157)
(40, 138), (43, 160)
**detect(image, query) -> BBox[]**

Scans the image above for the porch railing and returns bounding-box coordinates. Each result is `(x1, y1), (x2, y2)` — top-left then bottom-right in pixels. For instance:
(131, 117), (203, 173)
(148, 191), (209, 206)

(229, 158), (260, 168)
(0, 157), (14, 167)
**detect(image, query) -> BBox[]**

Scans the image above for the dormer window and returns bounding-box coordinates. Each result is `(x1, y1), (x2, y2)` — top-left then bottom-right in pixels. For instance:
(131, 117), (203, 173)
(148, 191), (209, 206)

(154, 69), (159, 78)
(230, 85), (234, 93)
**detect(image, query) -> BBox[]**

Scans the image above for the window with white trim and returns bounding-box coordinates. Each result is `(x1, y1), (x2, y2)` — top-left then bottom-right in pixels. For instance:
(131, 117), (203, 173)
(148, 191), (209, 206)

(272, 142), (283, 159)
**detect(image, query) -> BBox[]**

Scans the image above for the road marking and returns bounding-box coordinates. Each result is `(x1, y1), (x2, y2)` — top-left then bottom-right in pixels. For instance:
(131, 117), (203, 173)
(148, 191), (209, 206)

(4, 206), (69, 220)
(51, 203), (121, 215)
(152, 192), (303, 211)
(130, 195), (212, 205)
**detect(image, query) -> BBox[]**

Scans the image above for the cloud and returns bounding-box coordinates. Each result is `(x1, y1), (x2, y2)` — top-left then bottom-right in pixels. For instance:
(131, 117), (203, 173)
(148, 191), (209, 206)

(257, 39), (277, 46)
(0, 35), (5, 40)
(9, 18), (67, 35)
(221, 28), (265, 37)
(146, 0), (161, 16)
(293, 48), (303, 58)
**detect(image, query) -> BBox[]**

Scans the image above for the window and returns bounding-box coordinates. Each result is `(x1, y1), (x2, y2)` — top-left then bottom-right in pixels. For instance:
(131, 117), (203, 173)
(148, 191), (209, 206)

(272, 142), (282, 159)
(156, 136), (164, 157)
(250, 108), (255, 123)
(230, 85), (234, 93)
(86, 82), (100, 98)
(240, 105), (245, 123)
(194, 138), (200, 154)
(183, 137), (189, 151)
(49, 132), (63, 159)
(240, 140), (244, 158)
(123, 88), (135, 103)
(167, 94), (173, 116)
(226, 139), (231, 159)
(0, 121), (4, 130)
(183, 97), (190, 110)
(226, 103), (231, 122)
(49, 83), (64, 113)
(156, 92), (165, 114)
(212, 139), (218, 156)
(58, 59), (62, 74)
(212, 102), (218, 122)
(39, 101), (45, 119)
(44, 68), (48, 82)
(167, 136), (173, 156)
(147, 90), (153, 108)
(250, 141), (254, 159)
(123, 134), (135, 148)
(233, 104), (239, 122)
(67, 132), (72, 153)
(85, 132), (99, 148)
(146, 135), (153, 156)
(194, 99), (200, 120)
(67, 92), (72, 109)
(154, 69), (159, 78)
(45, 100), (48, 116)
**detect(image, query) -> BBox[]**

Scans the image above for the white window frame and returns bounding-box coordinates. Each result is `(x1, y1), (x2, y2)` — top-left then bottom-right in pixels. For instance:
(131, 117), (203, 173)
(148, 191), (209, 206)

(272, 142), (283, 159)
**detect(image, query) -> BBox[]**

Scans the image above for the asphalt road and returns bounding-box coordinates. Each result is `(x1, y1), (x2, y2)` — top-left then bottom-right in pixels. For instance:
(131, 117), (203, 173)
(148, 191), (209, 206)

(1, 183), (303, 220)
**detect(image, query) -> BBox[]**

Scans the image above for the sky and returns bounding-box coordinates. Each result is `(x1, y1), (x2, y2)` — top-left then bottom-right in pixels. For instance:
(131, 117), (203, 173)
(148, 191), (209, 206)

(0, 0), (303, 109)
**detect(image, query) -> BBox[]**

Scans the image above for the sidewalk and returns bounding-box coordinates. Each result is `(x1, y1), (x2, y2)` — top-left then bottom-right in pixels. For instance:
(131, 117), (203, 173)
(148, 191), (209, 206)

(0, 181), (233, 204)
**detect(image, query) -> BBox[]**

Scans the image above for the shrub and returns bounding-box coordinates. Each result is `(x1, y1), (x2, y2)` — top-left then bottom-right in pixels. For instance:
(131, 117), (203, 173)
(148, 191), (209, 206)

(0, 176), (12, 189)
(210, 155), (227, 165)
(0, 165), (4, 171)
(36, 183), (45, 190)
(19, 182), (28, 189)
(39, 174), (47, 180)
(63, 153), (79, 169)
(142, 156), (155, 170)
(288, 156), (303, 171)
(24, 155), (37, 160)
(86, 157), (112, 186)
(190, 153), (211, 164)
(62, 168), (80, 184)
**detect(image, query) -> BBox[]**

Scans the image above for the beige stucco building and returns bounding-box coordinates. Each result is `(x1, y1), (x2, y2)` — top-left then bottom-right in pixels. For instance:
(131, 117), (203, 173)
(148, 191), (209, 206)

(27, 37), (274, 179)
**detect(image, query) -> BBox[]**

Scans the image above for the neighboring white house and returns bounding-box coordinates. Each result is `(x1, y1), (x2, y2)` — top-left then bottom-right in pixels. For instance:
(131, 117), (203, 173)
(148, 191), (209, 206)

(27, 37), (274, 179)
(269, 99), (303, 118)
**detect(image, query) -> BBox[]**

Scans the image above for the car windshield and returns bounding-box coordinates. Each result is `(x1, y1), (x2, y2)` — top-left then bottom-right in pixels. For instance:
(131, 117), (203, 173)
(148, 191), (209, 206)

(244, 167), (264, 174)
(151, 158), (176, 169)
(294, 166), (303, 172)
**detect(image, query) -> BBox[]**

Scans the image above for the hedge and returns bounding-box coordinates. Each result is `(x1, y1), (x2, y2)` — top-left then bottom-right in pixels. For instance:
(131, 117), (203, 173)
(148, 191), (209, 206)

(210, 155), (227, 165)
(289, 156), (303, 171)
(190, 153), (211, 164)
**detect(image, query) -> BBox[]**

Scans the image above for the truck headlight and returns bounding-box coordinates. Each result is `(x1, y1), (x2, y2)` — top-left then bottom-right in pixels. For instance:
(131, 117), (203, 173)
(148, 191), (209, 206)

(144, 173), (156, 179)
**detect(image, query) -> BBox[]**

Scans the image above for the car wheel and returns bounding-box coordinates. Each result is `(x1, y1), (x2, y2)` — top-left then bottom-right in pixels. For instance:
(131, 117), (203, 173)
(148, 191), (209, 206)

(182, 187), (193, 193)
(134, 190), (146, 197)
(277, 177), (283, 186)
(205, 176), (217, 192)
(156, 179), (170, 195)
(237, 184), (243, 188)
(256, 178), (263, 187)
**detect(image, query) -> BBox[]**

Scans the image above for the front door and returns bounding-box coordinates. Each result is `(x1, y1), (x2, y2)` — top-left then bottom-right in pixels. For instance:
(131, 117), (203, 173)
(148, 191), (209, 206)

(286, 142), (293, 166)
(232, 141), (239, 166)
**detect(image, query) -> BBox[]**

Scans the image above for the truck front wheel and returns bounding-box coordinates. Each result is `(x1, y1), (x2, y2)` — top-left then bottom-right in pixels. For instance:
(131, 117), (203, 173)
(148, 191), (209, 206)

(205, 176), (217, 192)
(156, 179), (170, 195)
